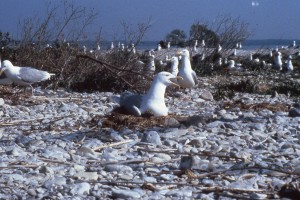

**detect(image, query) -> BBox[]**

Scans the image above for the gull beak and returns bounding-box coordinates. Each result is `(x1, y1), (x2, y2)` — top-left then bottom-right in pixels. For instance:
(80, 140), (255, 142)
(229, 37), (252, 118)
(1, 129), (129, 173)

(0, 69), (4, 76)
(170, 76), (183, 87)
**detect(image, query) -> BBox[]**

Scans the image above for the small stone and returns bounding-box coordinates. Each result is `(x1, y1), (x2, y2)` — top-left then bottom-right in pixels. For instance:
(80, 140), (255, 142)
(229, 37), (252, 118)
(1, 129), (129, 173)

(143, 176), (157, 183)
(0, 98), (4, 106)
(179, 156), (202, 170)
(75, 171), (98, 181)
(165, 189), (193, 198)
(111, 188), (141, 199)
(160, 174), (176, 181)
(141, 131), (162, 145)
(249, 193), (268, 199)
(76, 146), (99, 159)
(70, 182), (91, 195)
(289, 108), (300, 117)
(188, 138), (204, 147)
(165, 117), (180, 126)
(44, 176), (67, 189)
(200, 90), (214, 101)
(186, 115), (205, 127)
(104, 164), (133, 173)
(118, 173), (133, 180)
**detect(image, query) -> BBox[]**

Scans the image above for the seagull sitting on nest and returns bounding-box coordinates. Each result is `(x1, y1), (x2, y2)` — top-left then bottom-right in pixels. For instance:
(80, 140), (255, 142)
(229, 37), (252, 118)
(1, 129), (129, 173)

(119, 71), (182, 117)
(176, 49), (198, 89)
(0, 60), (55, 95)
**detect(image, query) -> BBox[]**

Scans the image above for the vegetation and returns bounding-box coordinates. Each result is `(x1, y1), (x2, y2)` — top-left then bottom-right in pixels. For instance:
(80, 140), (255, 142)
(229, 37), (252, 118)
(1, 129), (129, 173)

(165, 29), (187, 47)
(0, 1), (153, 93)
(189, 22), (219, 47)
(1, 3), (300, 101)
(0, 32), (11, 48)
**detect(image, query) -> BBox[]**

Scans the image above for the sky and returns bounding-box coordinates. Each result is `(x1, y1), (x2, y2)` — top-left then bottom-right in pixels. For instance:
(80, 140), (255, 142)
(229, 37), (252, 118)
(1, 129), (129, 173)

(0, 0), (299, 41)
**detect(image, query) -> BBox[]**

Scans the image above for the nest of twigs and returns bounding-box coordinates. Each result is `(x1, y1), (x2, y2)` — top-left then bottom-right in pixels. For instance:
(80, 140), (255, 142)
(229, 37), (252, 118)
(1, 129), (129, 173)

(96, 112), (189, 131)
(223, 101), (291, 112)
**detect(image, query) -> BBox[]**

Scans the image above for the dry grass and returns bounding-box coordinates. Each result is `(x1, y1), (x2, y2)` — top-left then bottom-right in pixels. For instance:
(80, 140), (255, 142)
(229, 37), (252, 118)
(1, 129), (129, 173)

(223, 101), (291, 112)
(99, 112), (188, 131)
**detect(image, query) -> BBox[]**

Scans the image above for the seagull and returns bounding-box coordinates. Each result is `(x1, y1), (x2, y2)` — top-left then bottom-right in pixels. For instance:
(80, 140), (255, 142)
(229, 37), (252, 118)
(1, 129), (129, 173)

(177, 49), (198, 88)
(217, 44), (222, 52)
(249, 53), (253, 61)
(273, 52), (282, 70)
(238, 42), (242, 49)
(167, 41), (171, 49)
(232, 48), (237, 57)
(119, 71), (182, 116)
(0, 56), (13, 85)
(227, 60), (235, 69)
(170, 56), (179, 76)
(83, 45), (87, 54)
(285, 55), (293, 72)
(269, 50), (273, 57)
(0, 60), (55, 95)
(216, 57), (222, 67)
(200, 40), (205, 48)
(110, 42), (114, 50)
(121, 43), (125, 51)
(157, 44), (162, 51)
(145, 55), (156, 73)
(193, 40), (198, 51)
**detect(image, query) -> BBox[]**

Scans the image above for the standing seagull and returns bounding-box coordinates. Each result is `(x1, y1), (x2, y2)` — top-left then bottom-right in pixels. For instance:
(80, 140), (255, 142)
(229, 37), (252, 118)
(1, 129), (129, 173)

(145, 55), (156, 73)
(0, 56), (13, 85)
(0, 60), (55, 95)
(273, 52), (282, 70)
(119, 72), (183, 116)
(200, 40), (205, 48)
(170, 56), (179, 76)
(285, 55), (293, 72)
(177, 49), (198, 88)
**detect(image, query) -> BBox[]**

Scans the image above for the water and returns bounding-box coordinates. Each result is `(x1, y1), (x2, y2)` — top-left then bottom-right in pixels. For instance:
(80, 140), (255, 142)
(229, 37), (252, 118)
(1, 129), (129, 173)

(83, 39), (299, 51)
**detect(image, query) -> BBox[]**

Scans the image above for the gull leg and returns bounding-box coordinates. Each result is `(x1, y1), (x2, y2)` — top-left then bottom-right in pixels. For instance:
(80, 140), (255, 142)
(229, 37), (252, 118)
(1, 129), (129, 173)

(30, 85), (35, 96)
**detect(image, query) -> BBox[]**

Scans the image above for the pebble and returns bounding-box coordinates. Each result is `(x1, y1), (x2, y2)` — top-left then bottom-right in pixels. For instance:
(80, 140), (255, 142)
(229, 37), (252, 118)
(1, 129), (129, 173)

(70, 182), (91, 195)
(0, 98), (5, 106)
(0, 74), (298, 199)
(141, 131), (162, 145)
(104, 164), (133, 173)
(111, 188), (141, 199)
(289, 108), (300, 117)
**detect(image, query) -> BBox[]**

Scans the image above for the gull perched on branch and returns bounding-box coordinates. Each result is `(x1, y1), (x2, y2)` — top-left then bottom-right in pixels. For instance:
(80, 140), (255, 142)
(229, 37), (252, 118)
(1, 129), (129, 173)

(0, 60), (55, 95)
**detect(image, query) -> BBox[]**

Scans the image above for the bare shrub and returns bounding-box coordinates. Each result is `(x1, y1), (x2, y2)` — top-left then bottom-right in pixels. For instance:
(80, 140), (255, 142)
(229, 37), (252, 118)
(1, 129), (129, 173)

(210, 14), (251, 55)
(0, 1), (155, 93)
(120, 19), (152, 47)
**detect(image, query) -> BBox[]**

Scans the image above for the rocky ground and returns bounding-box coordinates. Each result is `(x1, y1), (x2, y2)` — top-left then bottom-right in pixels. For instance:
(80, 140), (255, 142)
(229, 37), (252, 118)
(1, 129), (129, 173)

(1, 68), (300, 200)
(1, 45), (300, 199)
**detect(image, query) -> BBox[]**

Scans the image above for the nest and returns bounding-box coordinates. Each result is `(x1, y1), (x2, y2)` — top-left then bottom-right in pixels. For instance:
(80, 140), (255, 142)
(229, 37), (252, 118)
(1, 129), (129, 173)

(98, 112), (189, 131)
(223, 101), (291, 112)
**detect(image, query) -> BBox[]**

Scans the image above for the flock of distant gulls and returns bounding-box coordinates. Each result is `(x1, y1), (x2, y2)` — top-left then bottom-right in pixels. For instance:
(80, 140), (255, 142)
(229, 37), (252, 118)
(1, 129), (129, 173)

(0, 39), (299, 117)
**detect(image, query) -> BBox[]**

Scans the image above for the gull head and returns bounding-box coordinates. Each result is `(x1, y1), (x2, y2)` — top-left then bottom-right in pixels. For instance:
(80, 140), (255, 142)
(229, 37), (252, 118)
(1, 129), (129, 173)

(156, 71), (183, 87)
(0, 60), (14, 75)
(176, 49), (190, 58)
(171, 56), (179, 64)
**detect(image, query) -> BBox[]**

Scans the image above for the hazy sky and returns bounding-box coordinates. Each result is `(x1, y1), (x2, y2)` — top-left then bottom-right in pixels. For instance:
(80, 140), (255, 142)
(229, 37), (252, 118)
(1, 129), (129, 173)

(0, 0), (299, 41)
